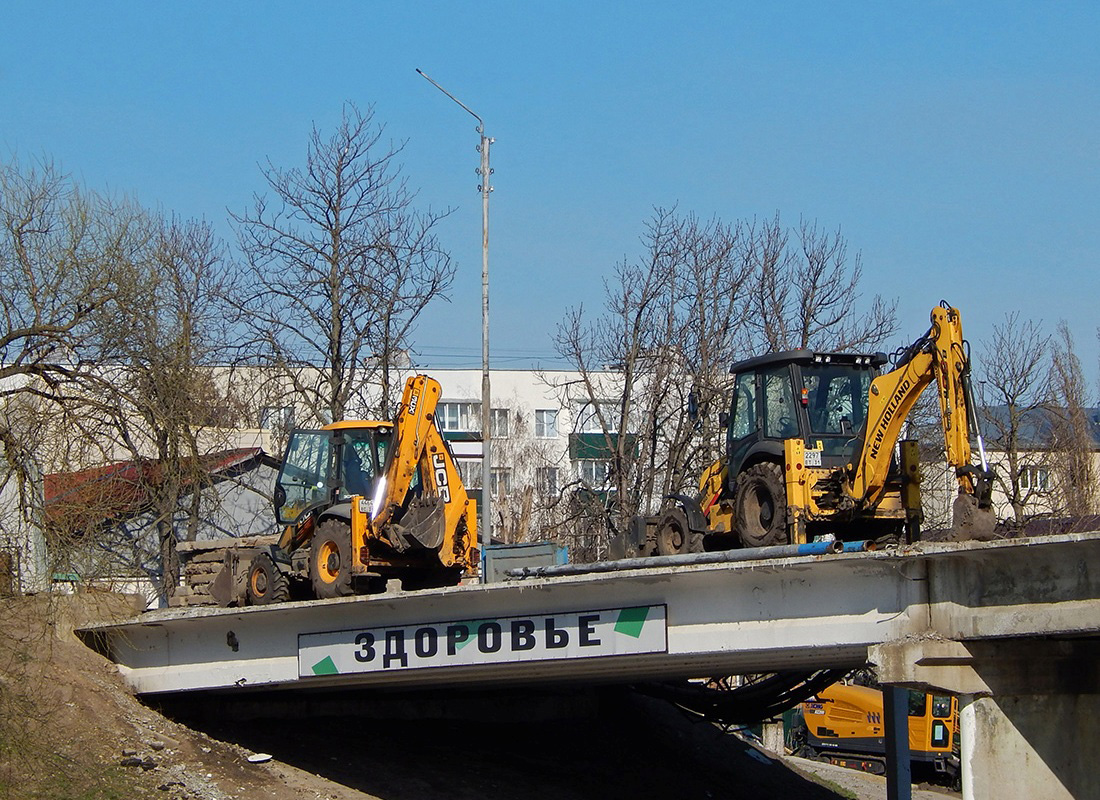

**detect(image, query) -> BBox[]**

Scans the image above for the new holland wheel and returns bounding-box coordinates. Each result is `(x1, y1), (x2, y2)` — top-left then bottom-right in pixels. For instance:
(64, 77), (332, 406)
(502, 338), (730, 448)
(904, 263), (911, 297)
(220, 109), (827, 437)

(655, 507), (703, 556)
(734, 462), (788, 547)
(310, 519), (354, 599)
(246, 552), (290, 605)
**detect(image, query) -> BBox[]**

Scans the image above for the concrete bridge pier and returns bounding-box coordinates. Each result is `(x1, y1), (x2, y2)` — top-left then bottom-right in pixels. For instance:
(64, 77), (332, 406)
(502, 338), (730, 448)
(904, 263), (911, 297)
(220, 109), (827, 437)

(872, 638), (1100, 800)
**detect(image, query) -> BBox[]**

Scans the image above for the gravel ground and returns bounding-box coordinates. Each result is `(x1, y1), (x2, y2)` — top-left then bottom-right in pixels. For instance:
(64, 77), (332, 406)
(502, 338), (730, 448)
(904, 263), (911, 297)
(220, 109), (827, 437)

(781, 754), (959, 800)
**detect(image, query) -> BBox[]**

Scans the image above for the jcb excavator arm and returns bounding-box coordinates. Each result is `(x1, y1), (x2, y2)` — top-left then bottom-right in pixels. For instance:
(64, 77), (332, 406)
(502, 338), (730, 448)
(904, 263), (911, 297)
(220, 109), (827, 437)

(847, 304), (993, 532)
(371, 375), (479, 568)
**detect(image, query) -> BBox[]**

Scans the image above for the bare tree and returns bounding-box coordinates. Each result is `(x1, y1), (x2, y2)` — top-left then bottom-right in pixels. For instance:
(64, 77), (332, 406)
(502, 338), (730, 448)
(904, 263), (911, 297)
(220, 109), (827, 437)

(555, 209), (755, 552)
(0, 158), (154, 416)
(91, 216), (242, 600)
(555, 209), (897, 555)
(0, 158), (259, 601)
(0, 157), (149, 587)
(975, 313), (1052, 526)
(2, 159), (109, 395)
(1047, 321), (1097, 518)
(746, 216), (897, 352)
(231, 103), (455, 424)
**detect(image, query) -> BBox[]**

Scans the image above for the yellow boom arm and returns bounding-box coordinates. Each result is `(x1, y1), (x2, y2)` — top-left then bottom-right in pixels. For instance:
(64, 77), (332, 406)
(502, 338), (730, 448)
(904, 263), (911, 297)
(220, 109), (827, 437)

(849, 304), (986, 506)
(371, 374), (478, 569)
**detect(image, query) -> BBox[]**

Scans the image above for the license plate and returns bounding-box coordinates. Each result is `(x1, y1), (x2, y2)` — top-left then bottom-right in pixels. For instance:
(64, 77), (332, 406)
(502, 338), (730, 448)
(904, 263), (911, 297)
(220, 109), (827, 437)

(804, 449), (822, 467)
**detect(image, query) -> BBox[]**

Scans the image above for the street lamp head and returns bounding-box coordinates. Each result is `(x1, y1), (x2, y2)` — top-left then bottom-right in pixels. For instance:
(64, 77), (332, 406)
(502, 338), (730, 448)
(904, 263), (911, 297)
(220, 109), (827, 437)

(416, 68), (484, 131)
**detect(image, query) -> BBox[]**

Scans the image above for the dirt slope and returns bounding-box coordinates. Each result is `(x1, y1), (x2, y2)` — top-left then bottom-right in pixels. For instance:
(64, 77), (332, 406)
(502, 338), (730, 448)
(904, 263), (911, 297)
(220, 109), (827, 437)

(1, 593), (360, 800)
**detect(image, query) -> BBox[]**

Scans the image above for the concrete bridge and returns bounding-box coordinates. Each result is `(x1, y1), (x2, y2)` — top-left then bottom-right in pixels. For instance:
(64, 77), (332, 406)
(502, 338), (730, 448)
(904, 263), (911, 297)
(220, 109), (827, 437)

(82, 532), (1100, 800)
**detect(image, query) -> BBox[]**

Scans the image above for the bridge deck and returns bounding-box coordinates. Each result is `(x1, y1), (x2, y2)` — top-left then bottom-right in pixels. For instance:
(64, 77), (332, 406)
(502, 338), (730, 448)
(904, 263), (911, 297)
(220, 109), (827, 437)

(81, 533), (1100, 696)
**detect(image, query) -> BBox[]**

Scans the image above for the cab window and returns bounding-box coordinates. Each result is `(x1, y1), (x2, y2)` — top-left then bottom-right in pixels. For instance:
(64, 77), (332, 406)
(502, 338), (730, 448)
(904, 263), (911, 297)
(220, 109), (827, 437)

(729, 371), (757, 440)
(931, 695), (953, 718)
(276, 431), (332, 525)
(908, 690), (928, 717)
(802, 364), (871, 436)
(762, 367), (797, 438)
(339, 429), (389, 499)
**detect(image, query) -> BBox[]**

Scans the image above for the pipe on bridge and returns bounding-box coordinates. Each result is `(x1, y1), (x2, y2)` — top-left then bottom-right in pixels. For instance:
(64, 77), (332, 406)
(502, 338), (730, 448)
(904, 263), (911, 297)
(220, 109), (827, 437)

(505, 539), (873, 579)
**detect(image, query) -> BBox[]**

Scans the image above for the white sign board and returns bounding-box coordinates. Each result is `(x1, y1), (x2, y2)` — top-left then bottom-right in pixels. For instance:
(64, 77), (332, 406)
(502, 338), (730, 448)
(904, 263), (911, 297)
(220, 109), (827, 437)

(298, 605), (667, 678)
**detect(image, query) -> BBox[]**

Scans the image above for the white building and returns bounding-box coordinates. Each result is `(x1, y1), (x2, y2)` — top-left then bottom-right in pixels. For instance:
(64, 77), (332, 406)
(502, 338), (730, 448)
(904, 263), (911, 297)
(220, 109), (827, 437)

(421, 368), (627, 546)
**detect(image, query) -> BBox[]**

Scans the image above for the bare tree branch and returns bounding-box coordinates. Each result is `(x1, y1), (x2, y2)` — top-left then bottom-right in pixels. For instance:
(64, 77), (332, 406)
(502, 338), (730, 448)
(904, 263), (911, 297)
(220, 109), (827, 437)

(229, 102), (455, 422)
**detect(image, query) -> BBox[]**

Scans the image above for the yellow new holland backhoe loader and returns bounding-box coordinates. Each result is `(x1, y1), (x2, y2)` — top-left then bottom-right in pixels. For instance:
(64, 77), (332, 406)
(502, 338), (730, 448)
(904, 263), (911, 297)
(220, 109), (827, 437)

(627, 303), (995, 555)
(202, 375), (479, 605)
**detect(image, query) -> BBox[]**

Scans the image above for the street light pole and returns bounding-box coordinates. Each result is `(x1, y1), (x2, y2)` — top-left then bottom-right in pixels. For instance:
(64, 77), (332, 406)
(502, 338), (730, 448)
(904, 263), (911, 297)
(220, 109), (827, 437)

(416, 69), (494, 579)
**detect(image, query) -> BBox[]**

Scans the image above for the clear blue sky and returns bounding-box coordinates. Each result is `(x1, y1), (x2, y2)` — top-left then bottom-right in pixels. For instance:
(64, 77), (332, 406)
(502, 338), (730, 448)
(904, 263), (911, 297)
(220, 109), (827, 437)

(3, 2), (1098, 382)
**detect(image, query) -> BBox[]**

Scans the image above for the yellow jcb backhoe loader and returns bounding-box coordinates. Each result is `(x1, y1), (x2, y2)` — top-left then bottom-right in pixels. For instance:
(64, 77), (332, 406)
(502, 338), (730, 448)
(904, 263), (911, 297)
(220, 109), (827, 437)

(202, 375), (479, 605)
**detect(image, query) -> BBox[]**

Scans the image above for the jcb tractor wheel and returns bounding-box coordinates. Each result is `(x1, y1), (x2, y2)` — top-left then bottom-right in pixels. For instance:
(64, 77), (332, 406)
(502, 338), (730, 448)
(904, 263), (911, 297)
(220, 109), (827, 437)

(655, 507), (704, 556)
(734, 462), (787, 547)
(310, 519), (354, 598)
(246, 552), (290, 605)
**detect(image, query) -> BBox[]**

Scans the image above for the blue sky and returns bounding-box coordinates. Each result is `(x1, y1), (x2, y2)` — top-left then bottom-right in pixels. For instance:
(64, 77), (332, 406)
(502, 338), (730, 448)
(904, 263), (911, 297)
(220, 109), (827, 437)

(3, 2), (1098, 382)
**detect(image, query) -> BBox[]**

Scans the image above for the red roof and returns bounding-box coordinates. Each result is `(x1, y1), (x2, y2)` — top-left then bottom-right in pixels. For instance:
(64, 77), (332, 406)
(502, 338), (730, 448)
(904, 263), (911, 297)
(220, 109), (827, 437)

(43, 448), (268, 534)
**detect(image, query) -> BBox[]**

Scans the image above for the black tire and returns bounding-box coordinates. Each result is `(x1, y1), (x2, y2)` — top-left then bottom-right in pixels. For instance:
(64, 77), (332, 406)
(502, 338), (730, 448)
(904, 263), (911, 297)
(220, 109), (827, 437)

(655, 507), (704, 556)
(246, 552), (290, 605)
(310, 519), (354, 599)
(734, 462), (788, 547)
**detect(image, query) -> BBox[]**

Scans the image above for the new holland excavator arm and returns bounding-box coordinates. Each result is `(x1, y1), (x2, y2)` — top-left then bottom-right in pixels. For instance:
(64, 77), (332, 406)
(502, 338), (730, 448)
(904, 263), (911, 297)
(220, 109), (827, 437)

(846, 303), (995, 536)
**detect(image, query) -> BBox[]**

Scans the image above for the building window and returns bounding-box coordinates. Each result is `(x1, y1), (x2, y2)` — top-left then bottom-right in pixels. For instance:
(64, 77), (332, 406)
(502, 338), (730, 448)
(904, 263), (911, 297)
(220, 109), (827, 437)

(490, 408), (510, 438)
(573, 401), (617, 434)
(438, 402), (481, 433)
(1020, 466), (1050, 492)
(575, 459), (611, 488)
(534, 409), (558, 438)
(490, 468), (511, 499)
(456, 458), (482, 489)
(536, 466), (560, 499)
(260, 406), (294, 432)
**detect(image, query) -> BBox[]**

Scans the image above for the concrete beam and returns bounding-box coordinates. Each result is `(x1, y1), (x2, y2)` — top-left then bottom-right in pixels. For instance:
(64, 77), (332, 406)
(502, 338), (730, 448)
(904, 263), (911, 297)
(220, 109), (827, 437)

(869, 638), (1100, 697)
(922, 532), (1100, 640)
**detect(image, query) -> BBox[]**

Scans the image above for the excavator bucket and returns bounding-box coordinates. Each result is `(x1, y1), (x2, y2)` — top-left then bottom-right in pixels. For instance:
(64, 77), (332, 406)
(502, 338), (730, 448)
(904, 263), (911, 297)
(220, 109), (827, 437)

(950, 494), (997, 542)
(386, 496), (448, 551)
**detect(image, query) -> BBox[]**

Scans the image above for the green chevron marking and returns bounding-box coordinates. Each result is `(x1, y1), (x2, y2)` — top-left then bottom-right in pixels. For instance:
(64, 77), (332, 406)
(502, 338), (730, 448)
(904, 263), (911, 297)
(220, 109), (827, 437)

(614, 607), (650, 638)
(312, 655), (339, 675)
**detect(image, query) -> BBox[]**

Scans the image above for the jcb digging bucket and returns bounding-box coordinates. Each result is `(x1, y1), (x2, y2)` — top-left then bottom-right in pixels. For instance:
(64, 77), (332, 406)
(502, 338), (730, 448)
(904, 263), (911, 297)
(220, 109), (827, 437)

(394, 496), (447, 551)
(950, 494), (997, 542)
